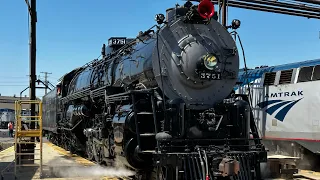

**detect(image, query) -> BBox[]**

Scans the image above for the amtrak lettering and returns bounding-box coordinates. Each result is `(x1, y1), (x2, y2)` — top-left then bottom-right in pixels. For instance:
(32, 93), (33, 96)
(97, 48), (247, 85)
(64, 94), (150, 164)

(265, 90), (303, 98)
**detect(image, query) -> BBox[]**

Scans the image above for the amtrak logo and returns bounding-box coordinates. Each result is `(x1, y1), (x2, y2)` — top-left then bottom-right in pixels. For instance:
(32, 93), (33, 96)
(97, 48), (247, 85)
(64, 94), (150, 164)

(257, 98), (303, 122)
(265, 90), (303, 98)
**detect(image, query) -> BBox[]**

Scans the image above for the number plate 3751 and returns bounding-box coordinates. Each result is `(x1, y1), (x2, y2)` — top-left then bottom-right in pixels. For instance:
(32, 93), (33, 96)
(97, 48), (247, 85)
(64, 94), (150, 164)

(200, 72), (222, 80)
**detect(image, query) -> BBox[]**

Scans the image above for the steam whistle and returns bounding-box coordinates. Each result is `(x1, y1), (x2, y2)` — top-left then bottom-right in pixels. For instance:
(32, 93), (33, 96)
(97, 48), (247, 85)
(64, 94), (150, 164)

(101, 44), (106, 58)
(198, 0), (215, 19)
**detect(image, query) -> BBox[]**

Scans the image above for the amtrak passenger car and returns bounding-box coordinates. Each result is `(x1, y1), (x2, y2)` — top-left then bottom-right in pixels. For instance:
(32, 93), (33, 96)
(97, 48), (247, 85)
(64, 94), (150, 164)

(235, 58), (320, 163)
(0, 108), (15, 129)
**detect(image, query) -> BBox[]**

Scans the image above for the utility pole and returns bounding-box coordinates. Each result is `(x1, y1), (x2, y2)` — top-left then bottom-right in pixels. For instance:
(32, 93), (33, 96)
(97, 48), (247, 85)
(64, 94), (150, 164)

(40, 72), (52, 94)
(221, 0), (228, 27)
(23, 0), (37, 165)
(28, 0), (37, 128)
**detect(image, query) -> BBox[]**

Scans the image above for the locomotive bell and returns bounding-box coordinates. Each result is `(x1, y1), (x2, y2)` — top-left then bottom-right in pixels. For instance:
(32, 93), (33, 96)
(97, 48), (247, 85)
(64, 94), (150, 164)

(198, 0), (215, 19)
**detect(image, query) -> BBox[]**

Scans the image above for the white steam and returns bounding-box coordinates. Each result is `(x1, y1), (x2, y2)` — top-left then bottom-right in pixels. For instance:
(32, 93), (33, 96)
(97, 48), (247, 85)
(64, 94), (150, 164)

(260, 162), (271, 179)
(45, 159), (135, 178)
(50, 165), (135, 178)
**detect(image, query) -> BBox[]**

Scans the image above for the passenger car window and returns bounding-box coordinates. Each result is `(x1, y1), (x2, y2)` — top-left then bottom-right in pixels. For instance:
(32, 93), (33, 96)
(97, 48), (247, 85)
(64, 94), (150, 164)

(263, 72), (276, 85)
(297, 66), (313, 82)
(312, 65), (320, 81)
(279, 69), (293, 84)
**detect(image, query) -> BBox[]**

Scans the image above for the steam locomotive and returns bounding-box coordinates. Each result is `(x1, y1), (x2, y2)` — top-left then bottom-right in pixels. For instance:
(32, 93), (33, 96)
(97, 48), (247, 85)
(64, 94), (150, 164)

(42, 0), (267, 179)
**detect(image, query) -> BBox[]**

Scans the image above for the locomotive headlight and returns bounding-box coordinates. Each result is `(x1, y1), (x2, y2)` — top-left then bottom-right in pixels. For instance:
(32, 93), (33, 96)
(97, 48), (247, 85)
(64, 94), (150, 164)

(202, 54), (218, 70)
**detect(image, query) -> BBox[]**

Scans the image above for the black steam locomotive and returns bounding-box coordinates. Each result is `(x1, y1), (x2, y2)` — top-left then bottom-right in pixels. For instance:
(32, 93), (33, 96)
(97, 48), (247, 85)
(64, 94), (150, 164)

(42, 0), (267, 179)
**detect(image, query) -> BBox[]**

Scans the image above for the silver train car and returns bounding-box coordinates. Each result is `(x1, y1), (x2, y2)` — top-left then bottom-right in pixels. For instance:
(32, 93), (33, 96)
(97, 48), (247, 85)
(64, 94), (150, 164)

(0, 108), (14, 129)
(235, 58), (320, 170)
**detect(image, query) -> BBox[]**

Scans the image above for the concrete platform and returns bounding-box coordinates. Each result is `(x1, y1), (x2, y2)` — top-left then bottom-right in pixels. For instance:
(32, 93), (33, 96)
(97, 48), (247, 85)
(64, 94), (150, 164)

(0, 137), (14, 151)
(0, 141), (134, 180)
(0, 129), (15, 138)
(296, 170), (320, 180)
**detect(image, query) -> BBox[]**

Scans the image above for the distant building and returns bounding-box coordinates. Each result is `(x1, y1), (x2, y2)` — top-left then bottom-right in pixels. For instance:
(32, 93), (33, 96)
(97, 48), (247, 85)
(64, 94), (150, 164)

(0, 95), (41, 110)
(0, 95), (41, 129)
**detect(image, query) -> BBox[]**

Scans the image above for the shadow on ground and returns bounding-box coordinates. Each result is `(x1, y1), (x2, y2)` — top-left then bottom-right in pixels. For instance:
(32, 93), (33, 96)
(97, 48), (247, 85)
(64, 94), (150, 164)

(0, 162), (38, 180)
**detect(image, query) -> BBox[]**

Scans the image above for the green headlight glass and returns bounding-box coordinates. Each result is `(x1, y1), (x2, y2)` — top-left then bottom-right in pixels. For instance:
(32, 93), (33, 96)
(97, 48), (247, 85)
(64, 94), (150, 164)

(203, 54), (217, 70)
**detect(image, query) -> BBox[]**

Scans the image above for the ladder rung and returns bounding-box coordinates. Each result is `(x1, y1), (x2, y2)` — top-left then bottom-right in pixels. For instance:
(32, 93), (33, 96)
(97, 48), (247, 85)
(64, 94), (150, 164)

(17, 120), (41, 122)
(16, 142), (41, 144)
(16, 134), (42, 137)
(16, 130), (41, 137)
(17, 130), (41, 132)
(15, 164), (39, 167)
(16, 129), (41, 131)
(16, 137), (42, 139)
(17, 100), (41, 103)
(16, 153), (38, 155)
(18, 116), (41, 118)
(16, 133), (41, 136)
(16, 135), (41, 138)
(19, 158), (41, 161)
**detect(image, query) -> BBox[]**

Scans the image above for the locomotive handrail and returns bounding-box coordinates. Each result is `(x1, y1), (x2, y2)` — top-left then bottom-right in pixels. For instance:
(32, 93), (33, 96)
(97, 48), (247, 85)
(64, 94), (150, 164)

(58, 119), (83, 131)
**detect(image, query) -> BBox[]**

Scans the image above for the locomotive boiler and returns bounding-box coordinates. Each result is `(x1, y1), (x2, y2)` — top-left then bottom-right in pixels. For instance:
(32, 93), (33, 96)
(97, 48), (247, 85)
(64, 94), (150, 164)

(42, 0), (267, 179)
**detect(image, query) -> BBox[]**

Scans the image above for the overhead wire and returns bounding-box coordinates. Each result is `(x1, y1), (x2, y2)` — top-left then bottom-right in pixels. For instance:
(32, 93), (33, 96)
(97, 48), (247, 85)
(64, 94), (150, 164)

(281, 0), (319, 7)
(210, 0), (320, 19)
(0, 85), (27, 87)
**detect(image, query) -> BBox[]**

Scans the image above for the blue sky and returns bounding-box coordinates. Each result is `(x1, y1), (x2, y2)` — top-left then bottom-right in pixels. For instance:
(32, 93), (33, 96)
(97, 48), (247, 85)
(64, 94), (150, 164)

(0, 0), (319, 98)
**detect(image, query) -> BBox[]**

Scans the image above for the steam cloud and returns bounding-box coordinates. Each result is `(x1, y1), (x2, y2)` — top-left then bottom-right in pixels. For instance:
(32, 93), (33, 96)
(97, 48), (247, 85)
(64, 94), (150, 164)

(45, 159), (135, 178)
(260, 162), (271, 179)
(50, 165), (135, 178)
